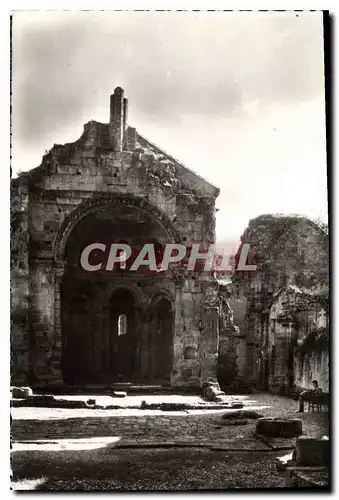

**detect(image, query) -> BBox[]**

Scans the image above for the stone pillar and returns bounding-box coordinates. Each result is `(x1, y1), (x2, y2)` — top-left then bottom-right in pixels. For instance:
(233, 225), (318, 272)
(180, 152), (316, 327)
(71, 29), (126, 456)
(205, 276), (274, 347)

(123, 98), (128, 132)
(200, 282), (220, 384)
(170, 284), (185, 386)
(11, 175), (30, 385)
(109, 87), (125, 152)
(123, 97), (128, 150)
(51, 261), (65, 385)
(200, 305), (219, 383)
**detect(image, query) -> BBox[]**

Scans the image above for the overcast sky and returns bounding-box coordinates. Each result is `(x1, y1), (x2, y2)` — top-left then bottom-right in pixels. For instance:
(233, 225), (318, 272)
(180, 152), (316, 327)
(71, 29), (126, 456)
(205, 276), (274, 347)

(12, 11), (328, 246)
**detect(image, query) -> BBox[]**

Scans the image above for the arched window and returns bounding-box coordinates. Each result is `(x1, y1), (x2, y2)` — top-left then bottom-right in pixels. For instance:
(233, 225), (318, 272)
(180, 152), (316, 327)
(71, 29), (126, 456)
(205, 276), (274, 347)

(118, 313), (128, 336)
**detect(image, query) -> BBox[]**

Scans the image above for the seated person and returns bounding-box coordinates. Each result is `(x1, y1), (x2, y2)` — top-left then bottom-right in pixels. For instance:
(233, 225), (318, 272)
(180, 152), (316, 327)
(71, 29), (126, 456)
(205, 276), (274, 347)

(297, 380), (323, 412)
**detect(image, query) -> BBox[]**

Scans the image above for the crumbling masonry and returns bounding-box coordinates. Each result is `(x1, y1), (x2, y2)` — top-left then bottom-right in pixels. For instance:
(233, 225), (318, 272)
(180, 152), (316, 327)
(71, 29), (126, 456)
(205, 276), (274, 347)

(229, 215), (329, 395)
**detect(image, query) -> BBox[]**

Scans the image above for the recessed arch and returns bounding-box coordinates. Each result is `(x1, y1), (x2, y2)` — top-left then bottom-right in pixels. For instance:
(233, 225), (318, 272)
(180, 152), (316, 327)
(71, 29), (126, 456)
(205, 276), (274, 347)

(105, 283), (144, 308)
(147, 294), (174, 381)
(53, 194), (181, 262)
(55, 194), (178, 385)
(150, 290), (175, 310)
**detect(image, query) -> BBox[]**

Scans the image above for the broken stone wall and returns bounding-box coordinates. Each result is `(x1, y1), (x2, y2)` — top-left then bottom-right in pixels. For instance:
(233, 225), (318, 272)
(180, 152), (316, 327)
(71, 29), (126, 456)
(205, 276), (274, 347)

(293, 298), (329, 393)
(268, 287), (328, 394)
(294, 348), (329, 393)
(232, 215), (329, 391)
(216, 285), (247, 389)
(11, 175), (30, 385)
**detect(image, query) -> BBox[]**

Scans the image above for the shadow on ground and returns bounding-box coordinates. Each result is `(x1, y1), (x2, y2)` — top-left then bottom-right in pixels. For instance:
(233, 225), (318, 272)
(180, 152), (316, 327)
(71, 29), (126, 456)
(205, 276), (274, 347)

(11, 447), (287, 491)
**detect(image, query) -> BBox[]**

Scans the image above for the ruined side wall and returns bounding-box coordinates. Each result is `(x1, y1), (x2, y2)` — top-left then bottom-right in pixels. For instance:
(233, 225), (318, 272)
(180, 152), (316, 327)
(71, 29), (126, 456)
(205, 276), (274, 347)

(11, 176), (30, 385)
(294, 348), (329, 393)
(269, 219), (329, 292)
(233, 216), (329, 390)
(268, 288), (328, 394)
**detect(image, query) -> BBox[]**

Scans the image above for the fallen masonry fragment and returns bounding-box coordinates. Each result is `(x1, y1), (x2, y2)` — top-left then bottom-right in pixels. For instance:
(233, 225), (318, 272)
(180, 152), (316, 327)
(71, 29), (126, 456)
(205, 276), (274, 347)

(256, 417), (302, 438)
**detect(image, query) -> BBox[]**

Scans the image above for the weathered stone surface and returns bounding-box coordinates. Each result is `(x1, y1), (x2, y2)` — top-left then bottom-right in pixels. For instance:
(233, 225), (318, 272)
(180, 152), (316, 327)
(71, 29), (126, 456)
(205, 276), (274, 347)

(112, 391), (127, 398)
(230, 402), (244, 409)
(285, 467), (329, 488)
(202, 381), (225, 402)
(256, 417), (302, 438)
(221, 419), (248, 426)
(231, 214), (329, 395)
(11, 395), (88, 408)
(221, 409), (262, 420)
(11, 387), (33, 399)
(296, 436), (329, 467)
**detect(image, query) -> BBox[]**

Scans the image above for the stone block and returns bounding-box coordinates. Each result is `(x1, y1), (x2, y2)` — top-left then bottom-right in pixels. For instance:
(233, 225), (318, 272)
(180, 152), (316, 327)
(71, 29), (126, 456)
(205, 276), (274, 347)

(256, 417), (302, 438)
(222, 409), (261, 420)
(202, 381), (225, 402)
(285, 467), (329, 488)
(221, 419), (248, 426)
(11, 386), (33, 399)
(112, 391), (127, 398)
(296, 436), (329, 467)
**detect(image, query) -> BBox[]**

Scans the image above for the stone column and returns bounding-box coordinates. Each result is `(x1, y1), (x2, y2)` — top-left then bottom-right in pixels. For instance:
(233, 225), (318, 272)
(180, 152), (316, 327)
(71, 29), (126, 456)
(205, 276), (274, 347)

(51, 261), (66, 385)
(200, 305), (219, 383)
(170, 284), (185, 386)
(123, 98), (128, 150)
(199, 282), (220, 384)
(11, 175), (30, 385)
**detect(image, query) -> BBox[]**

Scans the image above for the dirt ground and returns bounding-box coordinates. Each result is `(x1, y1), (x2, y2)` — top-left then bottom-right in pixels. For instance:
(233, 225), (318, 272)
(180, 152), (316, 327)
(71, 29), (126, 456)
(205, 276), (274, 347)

(11, 391), (329, 491)
(11, 447), (288, 491)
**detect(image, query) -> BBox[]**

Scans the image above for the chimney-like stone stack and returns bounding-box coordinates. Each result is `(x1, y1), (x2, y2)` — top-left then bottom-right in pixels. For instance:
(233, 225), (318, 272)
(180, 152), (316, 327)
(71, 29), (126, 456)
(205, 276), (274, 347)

(109, 87), (136, 151)
(109, 87), (125, 152)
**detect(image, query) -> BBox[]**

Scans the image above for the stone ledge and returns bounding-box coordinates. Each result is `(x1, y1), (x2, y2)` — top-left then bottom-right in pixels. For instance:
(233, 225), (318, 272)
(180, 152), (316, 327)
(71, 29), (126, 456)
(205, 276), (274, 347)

(11, 437), (273, 452)
(296, 436), (329, 467)
(285, 466), (329, 488)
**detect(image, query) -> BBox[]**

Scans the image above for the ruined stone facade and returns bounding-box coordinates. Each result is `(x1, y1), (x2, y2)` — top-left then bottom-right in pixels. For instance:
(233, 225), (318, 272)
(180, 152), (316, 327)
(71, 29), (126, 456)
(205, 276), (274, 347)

(11, 87), (221, 389)
(230, 214), (329, 394)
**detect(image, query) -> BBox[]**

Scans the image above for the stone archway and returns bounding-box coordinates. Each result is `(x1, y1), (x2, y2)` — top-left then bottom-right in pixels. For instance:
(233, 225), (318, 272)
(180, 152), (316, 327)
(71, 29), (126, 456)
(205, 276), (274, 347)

(53, 194), (181, 262)
(53, 195), (179, 385)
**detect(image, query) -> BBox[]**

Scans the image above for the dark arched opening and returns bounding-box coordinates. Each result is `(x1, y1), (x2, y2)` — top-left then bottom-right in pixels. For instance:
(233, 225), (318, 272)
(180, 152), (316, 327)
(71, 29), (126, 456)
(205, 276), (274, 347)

(109, 289), (136, 381)
(144, 297), (174, 383)
(58, 198), (176, 386)
(61, 287), (98, 385)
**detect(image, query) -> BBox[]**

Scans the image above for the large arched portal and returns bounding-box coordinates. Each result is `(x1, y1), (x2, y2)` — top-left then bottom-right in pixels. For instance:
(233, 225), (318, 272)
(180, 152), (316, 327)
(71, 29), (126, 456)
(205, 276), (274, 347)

(59, 198), (176, 385)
